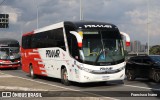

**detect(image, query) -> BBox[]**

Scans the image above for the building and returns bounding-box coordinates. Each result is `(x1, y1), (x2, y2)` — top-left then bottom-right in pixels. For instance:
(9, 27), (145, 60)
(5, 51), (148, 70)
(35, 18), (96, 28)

(125, 40), (147, 53)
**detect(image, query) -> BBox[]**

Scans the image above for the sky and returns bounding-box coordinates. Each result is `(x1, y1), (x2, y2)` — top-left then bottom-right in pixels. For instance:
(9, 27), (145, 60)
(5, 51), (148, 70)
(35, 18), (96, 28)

(0, 0), (160, 46)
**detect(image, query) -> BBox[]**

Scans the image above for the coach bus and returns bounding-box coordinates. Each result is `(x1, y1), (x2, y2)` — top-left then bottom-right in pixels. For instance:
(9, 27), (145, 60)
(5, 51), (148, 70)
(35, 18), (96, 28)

(21, 21), (130, 85)
(0, 38), (20, 69)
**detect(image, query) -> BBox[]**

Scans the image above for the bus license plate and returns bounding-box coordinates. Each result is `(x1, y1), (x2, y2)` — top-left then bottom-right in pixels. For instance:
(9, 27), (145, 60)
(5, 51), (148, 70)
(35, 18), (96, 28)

(102, 76), (110, 80)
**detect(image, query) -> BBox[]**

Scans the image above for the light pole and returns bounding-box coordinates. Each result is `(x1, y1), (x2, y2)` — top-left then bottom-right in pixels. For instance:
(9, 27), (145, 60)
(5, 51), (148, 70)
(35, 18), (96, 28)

(147, 0), (150, 55)
(80, 0), (83, 20)
(36, 4), (39, 29)
(34, 0), (38, 29)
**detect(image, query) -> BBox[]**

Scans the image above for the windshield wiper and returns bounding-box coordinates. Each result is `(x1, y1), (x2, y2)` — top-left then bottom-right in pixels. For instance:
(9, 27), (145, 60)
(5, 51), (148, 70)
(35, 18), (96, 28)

(94, 49), (115, 64)
(94, 49), (104, 64)
(94, 32), (116, 65)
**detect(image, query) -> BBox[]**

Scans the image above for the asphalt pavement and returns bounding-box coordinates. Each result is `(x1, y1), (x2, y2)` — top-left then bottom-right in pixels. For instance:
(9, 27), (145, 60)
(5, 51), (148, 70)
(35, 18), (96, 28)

(0, 69), (160, 100)
(0, 72), (111, 100)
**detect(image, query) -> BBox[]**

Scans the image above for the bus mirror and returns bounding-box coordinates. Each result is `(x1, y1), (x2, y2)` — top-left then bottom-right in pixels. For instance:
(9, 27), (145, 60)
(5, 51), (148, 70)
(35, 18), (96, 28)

(120, 32), (130, 47)
(78, 43), (82, 48)
(70, 31), (83, 48)
(126, 42), (130, 47)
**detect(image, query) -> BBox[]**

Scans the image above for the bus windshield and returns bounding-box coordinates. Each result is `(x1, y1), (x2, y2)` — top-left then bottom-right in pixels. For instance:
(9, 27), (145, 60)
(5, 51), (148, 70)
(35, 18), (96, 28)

(0, 47), (20, 60)
(81, 30), (124, 65)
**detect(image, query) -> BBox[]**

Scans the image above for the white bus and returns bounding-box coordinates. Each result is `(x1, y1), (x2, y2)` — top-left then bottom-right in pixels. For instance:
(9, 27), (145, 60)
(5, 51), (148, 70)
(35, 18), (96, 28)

(21, 21), (130, 85)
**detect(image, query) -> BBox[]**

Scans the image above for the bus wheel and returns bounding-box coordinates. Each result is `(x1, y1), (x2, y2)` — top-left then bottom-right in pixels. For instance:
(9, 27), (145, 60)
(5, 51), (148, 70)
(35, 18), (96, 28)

(61, 67), (70, 86)
(13, 67), (18, 70)
(126, 70), (135, 81)
(119, 80), (124, 84)
(29, 65), (36, 79)
(153, 71), (160, 83)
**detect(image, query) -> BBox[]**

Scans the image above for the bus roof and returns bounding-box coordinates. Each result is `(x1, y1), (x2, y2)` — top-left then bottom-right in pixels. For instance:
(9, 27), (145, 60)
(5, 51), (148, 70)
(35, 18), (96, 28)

(64, 21), (117, 30)
(24, 21), (118, 35)
(0, 38), (19, 46)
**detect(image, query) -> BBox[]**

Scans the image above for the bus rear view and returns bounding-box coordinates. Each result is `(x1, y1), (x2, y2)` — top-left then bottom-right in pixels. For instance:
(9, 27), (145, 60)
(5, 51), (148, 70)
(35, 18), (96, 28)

(0, 38), (21, 69)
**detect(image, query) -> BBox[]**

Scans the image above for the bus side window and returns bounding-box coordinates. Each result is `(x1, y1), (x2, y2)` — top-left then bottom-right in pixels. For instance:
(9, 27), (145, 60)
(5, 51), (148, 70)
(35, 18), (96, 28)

(65, 25), (80, 60)
(31, 28), (66, 50)
(22, 35), (32, 49)
(52, 28), (66, 51)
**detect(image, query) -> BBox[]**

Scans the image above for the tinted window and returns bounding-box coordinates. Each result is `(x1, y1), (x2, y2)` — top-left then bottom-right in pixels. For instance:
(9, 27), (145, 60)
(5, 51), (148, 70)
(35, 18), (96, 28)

(9, 43), (19, 47)
(134, 59), (142, 63)
(130, 57), (142, 63)
(101, 30), (122, 39)
(150, 56), (160, 63)
(66, 33), (79, 58)
(142, 58), (151, 64)
(23, 28), (66, 50)
(65, 25), (80, 60)
(22, 35), (32, 49)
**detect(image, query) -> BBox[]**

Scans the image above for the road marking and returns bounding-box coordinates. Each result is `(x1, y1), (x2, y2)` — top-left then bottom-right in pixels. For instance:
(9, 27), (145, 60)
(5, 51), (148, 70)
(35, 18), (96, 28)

(0, 74), (15, 78)
(16, 76), (119, 100)
(0, 86), (48, 91)
(124, 84), (160, 91)
(0, 72), (118, 100)
(2, 71), (160, 99)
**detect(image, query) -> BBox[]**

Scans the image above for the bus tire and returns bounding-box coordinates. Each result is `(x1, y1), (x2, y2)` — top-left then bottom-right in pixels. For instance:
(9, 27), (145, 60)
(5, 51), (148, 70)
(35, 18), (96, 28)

(153, 70), (160, 83)
(119, 80), (124, 84)
(61, 67), (70, 86)
(29, 65), (36, 79)
(13, 67), (18, 70)
(126, 69), (135, 81)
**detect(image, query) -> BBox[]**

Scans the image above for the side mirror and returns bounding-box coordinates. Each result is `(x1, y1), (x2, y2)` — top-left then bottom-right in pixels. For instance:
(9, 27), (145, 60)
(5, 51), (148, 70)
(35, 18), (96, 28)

(120, 32), (130, 47)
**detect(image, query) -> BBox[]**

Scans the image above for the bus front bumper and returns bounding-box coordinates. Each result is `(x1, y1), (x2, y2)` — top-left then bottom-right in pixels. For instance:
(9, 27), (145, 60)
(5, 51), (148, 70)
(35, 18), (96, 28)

(77, 69), (125, 83)
(0, 64), (21, 68)
(0, 61), (21, 69)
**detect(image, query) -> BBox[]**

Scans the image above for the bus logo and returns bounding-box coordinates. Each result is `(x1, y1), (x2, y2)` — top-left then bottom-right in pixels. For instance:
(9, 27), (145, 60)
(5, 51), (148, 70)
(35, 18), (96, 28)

(100, 67), (113, 71)
(46, 49), (60, 58)
(84, 25), (112, 28)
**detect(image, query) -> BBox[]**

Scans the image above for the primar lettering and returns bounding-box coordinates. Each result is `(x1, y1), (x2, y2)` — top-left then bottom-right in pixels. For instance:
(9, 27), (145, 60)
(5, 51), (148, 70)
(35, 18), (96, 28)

(46, 50), (60, 58)
(84, 25), (112, 28)
(100, 67), (113, 71)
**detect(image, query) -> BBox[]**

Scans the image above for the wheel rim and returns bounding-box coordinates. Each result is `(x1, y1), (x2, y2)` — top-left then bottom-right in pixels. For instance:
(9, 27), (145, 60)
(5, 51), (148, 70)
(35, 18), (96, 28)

(63, 70), (68, 81)
(154, 72), (160, 82)
(30, 66), (33, 76)
(128, 71), (132, 79)
(128, 73), (132, 80)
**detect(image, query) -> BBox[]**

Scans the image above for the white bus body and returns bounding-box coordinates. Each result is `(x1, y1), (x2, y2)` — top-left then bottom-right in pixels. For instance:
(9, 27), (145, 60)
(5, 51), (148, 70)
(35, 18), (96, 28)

(21, 21), (130, 85)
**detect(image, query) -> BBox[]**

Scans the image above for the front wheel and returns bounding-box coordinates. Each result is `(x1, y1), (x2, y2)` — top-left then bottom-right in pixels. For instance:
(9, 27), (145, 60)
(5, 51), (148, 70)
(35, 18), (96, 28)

(119, 80), (124, 84)
(13, 67), (18, 70)
(126, 69), (136, 81)
(29, 65), (36, 79)
(153, 70), (160, 83)
(61, 67), (70, 86)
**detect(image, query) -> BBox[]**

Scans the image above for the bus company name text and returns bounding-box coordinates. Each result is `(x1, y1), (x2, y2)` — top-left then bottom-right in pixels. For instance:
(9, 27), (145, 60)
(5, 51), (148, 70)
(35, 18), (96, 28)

(100, 67), (113, 71)
(84, 25), (112, 28)
(46, 49), (60, 58)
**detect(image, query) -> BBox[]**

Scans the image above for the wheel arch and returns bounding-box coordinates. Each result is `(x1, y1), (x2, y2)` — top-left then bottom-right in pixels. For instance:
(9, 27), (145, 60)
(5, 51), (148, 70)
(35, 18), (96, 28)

(61, 65), (71, 80)
(26, 63), (33, 73)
